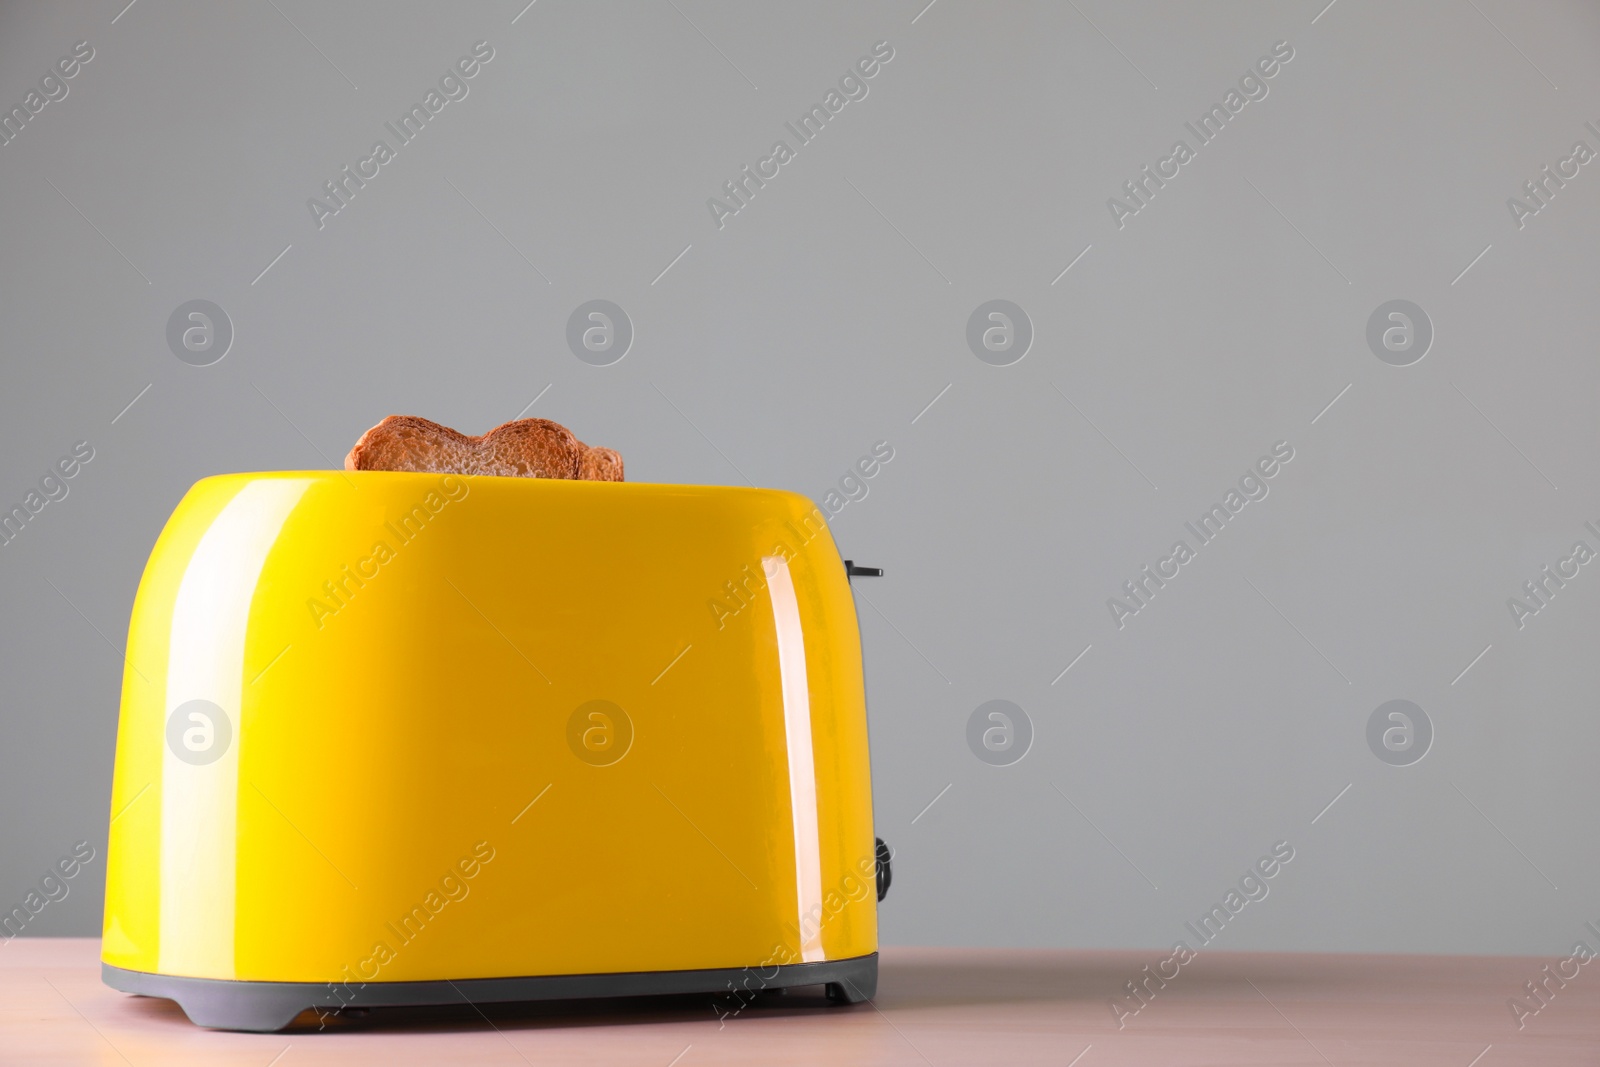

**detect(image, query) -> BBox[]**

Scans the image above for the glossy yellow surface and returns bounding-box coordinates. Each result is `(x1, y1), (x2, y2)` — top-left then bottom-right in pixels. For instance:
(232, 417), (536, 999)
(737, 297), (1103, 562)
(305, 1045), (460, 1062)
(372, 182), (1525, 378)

(103, 472), (878, 983)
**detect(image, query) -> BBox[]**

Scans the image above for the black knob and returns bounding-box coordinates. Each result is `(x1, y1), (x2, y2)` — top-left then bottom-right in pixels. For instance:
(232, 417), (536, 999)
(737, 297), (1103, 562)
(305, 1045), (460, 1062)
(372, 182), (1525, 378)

(875, 838), (892, 901)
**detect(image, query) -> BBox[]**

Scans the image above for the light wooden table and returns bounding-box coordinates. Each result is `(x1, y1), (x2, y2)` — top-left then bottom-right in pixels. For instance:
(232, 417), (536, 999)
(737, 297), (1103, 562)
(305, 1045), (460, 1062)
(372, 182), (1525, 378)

(3, 939), (1593, 1065)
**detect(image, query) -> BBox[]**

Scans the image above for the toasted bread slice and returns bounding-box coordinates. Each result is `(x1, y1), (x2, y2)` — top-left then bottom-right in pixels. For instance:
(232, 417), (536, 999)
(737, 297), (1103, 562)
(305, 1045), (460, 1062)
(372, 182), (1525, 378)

(344, 415), (623, 481)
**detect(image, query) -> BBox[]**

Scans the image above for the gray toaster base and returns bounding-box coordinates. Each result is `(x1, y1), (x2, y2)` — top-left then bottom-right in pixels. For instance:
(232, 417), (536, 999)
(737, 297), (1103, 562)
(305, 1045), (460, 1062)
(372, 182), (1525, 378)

(103, 952), (878, 1032)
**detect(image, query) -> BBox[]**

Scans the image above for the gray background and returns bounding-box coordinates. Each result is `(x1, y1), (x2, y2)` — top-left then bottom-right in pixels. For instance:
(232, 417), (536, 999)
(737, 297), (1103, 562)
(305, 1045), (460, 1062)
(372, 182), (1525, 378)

(2, 0), (1597, 958)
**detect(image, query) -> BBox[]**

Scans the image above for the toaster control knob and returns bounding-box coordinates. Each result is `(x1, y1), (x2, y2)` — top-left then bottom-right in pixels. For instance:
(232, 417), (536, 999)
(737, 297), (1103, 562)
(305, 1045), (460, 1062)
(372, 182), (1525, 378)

(844, 560), (884, 578)
(875, 837), (892, 901)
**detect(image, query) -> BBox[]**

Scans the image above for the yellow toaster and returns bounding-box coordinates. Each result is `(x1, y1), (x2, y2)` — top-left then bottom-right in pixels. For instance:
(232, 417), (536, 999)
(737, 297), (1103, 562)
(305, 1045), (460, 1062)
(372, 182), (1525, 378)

(101, 471), (888, 1030)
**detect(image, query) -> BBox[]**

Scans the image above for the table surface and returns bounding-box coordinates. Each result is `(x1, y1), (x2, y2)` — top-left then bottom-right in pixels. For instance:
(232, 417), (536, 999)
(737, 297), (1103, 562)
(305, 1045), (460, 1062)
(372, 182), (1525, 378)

(3, 939), (1595, 1065)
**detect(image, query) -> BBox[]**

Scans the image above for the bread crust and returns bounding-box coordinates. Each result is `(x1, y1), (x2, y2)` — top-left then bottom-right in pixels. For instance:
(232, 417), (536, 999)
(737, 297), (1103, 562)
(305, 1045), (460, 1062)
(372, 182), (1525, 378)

(344, 415), (624, 481)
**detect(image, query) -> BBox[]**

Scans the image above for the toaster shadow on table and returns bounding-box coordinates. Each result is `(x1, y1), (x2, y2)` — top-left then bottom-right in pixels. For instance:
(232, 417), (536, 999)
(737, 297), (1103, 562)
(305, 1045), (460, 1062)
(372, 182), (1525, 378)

(100, 473), (892, 1031)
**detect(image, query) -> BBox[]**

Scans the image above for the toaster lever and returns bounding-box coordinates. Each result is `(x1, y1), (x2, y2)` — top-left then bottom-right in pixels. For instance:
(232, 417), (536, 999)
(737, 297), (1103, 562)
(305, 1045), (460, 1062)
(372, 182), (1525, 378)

(844, 560), (884, 578)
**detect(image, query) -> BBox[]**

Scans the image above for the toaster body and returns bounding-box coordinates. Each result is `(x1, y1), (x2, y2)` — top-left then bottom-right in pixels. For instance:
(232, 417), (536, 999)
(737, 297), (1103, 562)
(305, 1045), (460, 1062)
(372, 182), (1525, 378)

(102, 472), (881, 1030)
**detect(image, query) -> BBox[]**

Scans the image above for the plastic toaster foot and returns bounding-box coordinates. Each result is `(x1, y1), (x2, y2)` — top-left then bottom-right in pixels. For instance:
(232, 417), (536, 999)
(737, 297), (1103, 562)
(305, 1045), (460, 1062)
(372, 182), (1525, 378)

(104, 953), (880, 1032)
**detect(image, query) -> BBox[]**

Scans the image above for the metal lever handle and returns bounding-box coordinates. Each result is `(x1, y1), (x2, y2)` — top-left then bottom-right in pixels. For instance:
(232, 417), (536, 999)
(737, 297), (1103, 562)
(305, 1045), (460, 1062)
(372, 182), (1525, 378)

(843, 561), (883, 578)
